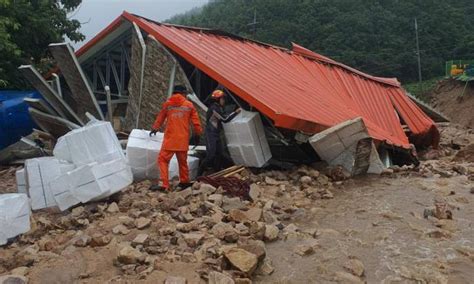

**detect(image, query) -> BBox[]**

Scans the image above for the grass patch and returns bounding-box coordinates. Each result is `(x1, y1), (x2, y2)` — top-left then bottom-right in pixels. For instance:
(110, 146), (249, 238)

(403, 77), (443, 102)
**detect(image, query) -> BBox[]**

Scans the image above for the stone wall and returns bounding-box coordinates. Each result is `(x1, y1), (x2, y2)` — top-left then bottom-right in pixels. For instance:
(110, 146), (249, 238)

(123, 29), (143, 131)
(124, 33), (206, 132)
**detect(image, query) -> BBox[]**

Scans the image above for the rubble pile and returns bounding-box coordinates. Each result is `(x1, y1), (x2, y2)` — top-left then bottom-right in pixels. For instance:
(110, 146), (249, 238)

(0, 166), (338, 282)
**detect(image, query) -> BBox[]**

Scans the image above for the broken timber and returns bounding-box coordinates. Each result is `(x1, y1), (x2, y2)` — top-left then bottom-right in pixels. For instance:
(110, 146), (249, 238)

(28, 108), (80, 138)
(18, 65), (83, 126)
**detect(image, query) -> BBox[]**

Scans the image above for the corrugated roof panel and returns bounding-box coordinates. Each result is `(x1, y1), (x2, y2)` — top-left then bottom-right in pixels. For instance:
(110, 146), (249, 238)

(77, 12), (439, 149)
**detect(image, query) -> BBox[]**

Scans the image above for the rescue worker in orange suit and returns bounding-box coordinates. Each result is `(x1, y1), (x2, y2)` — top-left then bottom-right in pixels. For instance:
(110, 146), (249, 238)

(198, 89), (241, 175)
(149, 85), (202, 191)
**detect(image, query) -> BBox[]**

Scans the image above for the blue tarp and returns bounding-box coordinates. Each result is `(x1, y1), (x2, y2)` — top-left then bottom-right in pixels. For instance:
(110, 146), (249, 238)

(0, 90), (40, 150)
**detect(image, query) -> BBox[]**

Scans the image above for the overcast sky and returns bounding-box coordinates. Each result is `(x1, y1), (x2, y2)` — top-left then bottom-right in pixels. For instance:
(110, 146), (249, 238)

(69, 0), (208, 48)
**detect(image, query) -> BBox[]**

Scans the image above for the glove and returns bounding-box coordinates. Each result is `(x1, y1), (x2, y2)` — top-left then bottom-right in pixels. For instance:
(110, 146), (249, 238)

(192, 135), (200, 145)
(149, 129), (158, 137)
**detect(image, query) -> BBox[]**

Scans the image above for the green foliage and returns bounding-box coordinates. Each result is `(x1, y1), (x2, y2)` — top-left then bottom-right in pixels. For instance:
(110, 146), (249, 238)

(0, 0), (84, 88)
(404, 77), (442, 102)
(169, 0), (474, 83)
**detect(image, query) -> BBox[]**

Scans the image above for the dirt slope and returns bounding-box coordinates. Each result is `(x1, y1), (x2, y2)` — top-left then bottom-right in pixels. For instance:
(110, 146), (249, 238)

(429, 79), (474, 129)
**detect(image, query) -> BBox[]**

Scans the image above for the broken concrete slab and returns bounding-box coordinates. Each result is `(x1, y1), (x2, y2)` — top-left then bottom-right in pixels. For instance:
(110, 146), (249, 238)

(49, 43), (104, 121)
(309, 117), (385, 175)
(24, 157), (75, 210)
(0, 194), (30, 246)
(126, 129), (199, 181)
(224, 110), (272, 168)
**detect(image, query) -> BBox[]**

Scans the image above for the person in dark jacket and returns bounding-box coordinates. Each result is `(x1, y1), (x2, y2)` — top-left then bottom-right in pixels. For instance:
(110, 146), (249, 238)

(199, 89), (240, 175)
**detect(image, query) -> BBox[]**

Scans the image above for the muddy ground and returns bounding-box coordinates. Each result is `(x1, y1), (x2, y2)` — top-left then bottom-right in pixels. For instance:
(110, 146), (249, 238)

(429, 79), (474, 129)
(0, 123), (473, 284)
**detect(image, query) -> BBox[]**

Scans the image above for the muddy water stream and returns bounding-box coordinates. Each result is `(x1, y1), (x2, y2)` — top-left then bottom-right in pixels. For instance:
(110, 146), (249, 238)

(257, 175), (474, 283)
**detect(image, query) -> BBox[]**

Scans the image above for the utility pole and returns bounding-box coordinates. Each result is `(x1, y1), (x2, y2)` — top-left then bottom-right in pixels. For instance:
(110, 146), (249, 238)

(415, 18), (423, 94)
(247, 8), (258, 38)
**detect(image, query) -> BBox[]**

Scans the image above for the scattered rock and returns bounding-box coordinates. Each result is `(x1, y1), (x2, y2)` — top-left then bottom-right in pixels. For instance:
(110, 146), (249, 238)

(344, 258), (365, 277)
(199, 183), (217, 194)
(107, 202), (120, 213)
(90, 233), (111, 247)
(208, 271), (235, 284)
(222, 197), (246, 212)
(300, 175), (312, 185)
(265, 176), (281, 185)
(335, 271), (364, 284)
(112, 224), (130, 235)
(0, 275), (28, 284)
(234, 278), (252, 284)
(164, 276), (187, 284)
(249, 184), (262, 201)
(228, 209), (249, 223)
(208, 194), (224, 207)
(264, 225), (279, 241)
(134, 217), (151, 229)
(74, 234), (91, 247)
(239, 240), (266, 261)
(224, 248), (258, 274)
(10, 267), (29, 276)
(283, 223), (298, 233)
(117, 246), (145, 264)
(211, 222), (239, 242)
(132, 234), (149, 245)
(182, 232), (205, 248)
(257, 258), (274, 275)
(245, 208), (262, 222)
(294, 244), (314, 256)
(71, 206), (85, 217)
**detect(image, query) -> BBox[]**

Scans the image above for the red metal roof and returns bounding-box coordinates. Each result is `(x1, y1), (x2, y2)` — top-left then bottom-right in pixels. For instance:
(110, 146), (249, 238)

(78, 11), (439, 149)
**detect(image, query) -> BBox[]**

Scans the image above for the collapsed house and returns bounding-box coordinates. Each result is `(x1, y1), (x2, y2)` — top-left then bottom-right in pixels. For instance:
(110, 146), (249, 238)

(2, 11), (443, 245)
(19, 11), (439, 173)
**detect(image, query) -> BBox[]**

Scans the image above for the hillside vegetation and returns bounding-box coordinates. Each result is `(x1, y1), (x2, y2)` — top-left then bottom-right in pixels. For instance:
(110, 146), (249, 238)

(170, 0), (474, 83)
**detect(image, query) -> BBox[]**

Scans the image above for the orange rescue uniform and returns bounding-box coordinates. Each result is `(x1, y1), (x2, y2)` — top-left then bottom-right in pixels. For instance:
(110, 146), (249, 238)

(152, 93), (202, 189)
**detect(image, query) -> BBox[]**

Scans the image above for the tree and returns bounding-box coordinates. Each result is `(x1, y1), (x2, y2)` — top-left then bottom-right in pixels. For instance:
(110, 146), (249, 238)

(169, 0), (474, 83)
(0, 0), (84, 88)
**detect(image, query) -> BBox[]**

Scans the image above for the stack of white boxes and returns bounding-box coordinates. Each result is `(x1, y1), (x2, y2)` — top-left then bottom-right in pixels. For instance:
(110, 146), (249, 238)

(0, 194), (30, 245)
(24, 157), (75, 210)
(223, 110), (272, 168)
(126, 129), (200, 181)
(16, 120), (133, 212)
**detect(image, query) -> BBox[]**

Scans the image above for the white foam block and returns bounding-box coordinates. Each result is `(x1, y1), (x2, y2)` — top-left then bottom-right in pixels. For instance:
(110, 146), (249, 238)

(309, 117), (385, 175)
(25, 157), (75, 210)
(0, 193), (30, 245)
(51, 158), (133, 211)
(223, 110), (272, 168)
(126, 129), (200, 181)
(16, 169), (27, 195)
(53, 120), (124, 166)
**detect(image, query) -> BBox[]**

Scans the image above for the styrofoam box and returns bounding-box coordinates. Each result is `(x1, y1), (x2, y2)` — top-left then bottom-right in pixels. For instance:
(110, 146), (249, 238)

(51, 158), (133, 211)
(53, 120), (124, 166)
(25, 157), (75, 210)
(309, 117), (369, 163)
(126, 129), (200, 181)
(16, 169), (27, 195)
(0, 193), (30, 245)
(223, 110), (272, 168)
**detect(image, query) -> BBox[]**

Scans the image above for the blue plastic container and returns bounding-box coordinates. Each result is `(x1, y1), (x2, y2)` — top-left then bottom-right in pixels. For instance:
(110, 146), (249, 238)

(0, 90), (41, 150)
